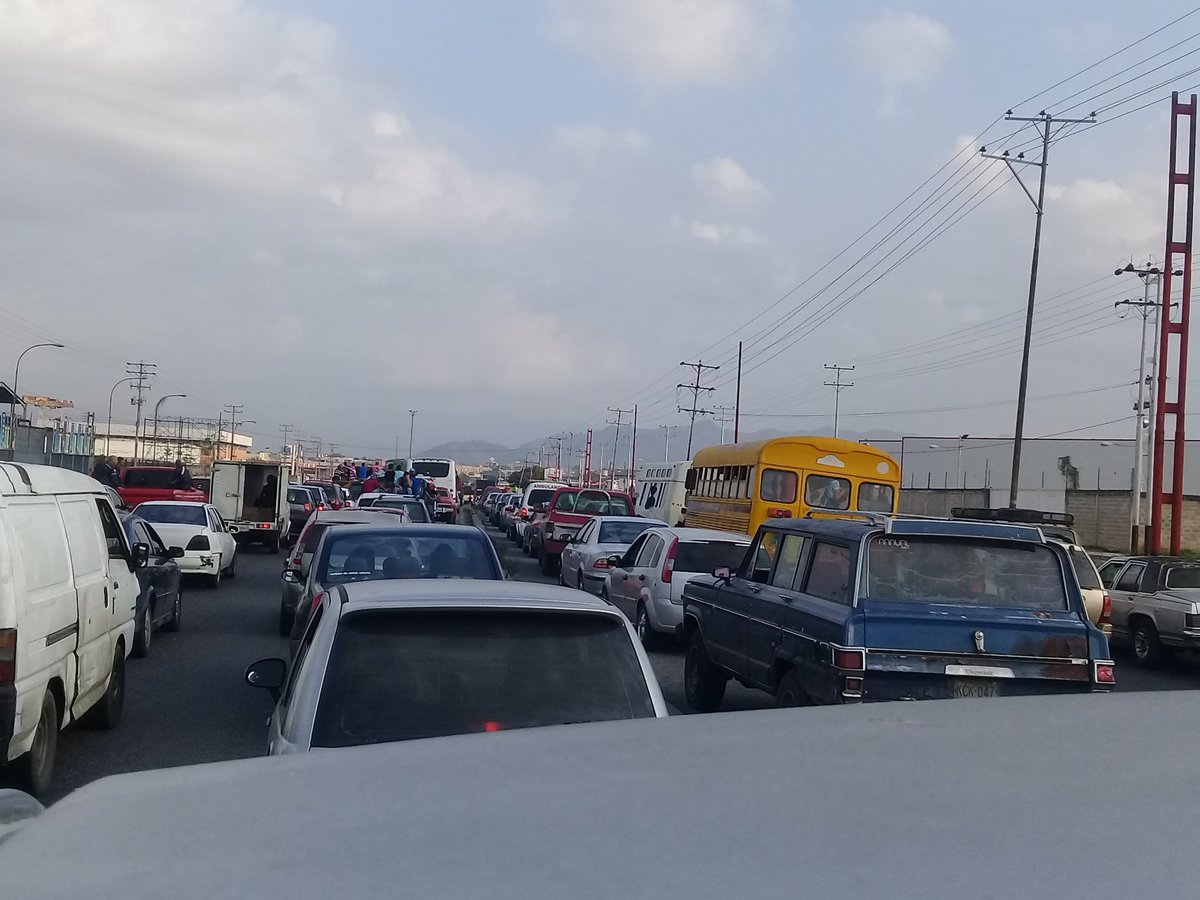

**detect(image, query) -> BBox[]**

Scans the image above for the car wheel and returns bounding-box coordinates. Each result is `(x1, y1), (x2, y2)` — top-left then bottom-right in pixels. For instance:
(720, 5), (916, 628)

(1131, 619), (1170, 667)
(13, 690), (58, 796)
(684, 629), (726, 712)
(208, 562), (222, 590)
(577, 572), (586, 593)
(163, 589), (182, 633)
(226, 552), (238, 579)
(132, 601), (153, 658)
(86, 646), (126, 730)
(775, 668), (807, 708)
(278, 604), (294, 638)
(636, 603), (661, 652)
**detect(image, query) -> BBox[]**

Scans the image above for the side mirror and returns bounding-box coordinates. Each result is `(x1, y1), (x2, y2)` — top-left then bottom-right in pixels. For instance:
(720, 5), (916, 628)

(607, 555), (622, 568)
(281, 569), (301, 584)
(132, 542), (151, 568)
(713, 566), (732, 581)
(168, 546), (185, 559)
(245, 657), (287, 701)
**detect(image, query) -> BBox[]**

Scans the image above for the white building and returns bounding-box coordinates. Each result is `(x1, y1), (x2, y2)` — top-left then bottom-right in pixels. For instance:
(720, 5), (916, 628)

(93, 422), (252, 466)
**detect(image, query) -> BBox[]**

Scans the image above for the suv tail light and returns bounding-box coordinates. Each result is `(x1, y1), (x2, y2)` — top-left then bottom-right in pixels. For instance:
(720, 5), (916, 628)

(832, 646), (866, 671)
(662, 538), (678, 584)
(186, 534), (210, 551)
(1100, 593), (1112, 627)
(1185, 613), (1200, 629)
(1093, 661), (1116, 685)
(0, 628), (14, 685)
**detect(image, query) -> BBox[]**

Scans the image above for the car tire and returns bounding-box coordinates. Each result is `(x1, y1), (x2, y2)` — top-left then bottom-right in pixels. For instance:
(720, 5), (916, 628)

(13, 690), (58, 796)
(577, 572), (586, 593)
(1131, 619), (1170, 667)
(775, 668), (807, 708)
(636, 603), (660, 652)
(86, 646), (126, 730)
(163, 589), (182, 633)
(132, 601), (153, 659)
(208, 562), (222, 590)
(226, 553), (238, 579)
(278, 605), (294, 638)
(684, 629), (726, 712)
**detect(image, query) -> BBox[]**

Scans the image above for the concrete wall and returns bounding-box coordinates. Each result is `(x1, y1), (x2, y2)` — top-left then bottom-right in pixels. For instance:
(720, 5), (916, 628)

(898, 489), (991, 518)
(1065, 491), (1133, 553)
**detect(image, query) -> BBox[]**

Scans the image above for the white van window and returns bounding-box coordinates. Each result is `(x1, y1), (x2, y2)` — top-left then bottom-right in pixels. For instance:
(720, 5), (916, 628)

(9, 501), (72, 592)
(59, 499), (105, 578)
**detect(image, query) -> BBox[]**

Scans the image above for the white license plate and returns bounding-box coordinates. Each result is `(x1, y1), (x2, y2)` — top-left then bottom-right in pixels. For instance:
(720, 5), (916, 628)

(951, 679), (1000, 699)
(945, 664), (1014, 679)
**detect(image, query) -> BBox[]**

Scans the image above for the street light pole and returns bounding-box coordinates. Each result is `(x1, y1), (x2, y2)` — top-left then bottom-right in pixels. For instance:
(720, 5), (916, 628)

(105, 376), (138, 458)
(9, 342), (65, 453)
(151, 394), (187, 461)
(408, 410), (417, 460)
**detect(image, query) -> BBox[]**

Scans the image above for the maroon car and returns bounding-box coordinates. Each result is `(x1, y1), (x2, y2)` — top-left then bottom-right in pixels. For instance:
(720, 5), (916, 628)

(538, 487), (634, 576)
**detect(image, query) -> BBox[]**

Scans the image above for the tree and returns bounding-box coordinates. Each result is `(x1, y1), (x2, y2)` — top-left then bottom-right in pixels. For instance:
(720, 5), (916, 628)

(506, 465), (545, 487)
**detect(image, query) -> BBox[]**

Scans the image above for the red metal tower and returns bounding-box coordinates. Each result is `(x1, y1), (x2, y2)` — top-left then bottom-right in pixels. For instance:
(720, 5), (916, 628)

(1150, 92), (1196, 555)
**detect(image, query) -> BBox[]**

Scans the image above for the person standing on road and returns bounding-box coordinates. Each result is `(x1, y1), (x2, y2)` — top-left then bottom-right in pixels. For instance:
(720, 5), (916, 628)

(91, 456), (120, 487)
(362, 471), (382, 493)
(173, 458), (193, 490)
(383, 463), (397, 493)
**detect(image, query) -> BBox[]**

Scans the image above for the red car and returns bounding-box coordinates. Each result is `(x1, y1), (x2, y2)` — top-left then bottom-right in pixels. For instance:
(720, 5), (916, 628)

(117, 466), (207, 508)
(537, 487), (634, 576)
(434, 487), (458, 523)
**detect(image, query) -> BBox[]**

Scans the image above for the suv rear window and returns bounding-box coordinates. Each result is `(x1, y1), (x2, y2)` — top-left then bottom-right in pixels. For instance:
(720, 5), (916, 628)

(318, 531), (499, 582)
(526, 488), (557, 507)
(288, 489), (309, 503)
(412, 461), (451, 478)
(675, 540), (749, 574)
(124, 469), (176, 489)
(865, 536), (1067, 609)
(136, 505), (207, 526)
(1066, 546), (1101, 590)
(311, 609), (656, 747)
(560, 491), (632, 515)
(373, 497), (430, 522)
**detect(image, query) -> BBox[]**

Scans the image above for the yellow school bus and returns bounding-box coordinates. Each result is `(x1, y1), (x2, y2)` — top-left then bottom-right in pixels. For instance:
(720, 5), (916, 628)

(684, 436), (900, 537)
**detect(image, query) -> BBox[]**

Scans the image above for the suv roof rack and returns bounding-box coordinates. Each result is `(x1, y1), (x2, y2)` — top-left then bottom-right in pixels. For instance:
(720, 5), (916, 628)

(803, 509), (893, 528)
(951, 506), (1074, 527)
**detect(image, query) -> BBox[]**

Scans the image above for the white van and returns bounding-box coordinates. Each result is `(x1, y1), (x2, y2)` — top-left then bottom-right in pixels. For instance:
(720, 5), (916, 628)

(0, 463), (138, 795)
(634, 462), (691, 527)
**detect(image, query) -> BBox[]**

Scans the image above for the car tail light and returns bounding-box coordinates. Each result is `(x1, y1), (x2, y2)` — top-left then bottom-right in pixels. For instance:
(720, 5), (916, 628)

(186, 534), (210, 551)
(592, 558), (609, 569)
(767, 508), (792, 519)
(1100, 593), (1112, 627)
(662, 538), (678, 584)
(832, 646), (866, 671)
(309, 591), (326, 614)
(0, 628), (14, 685)
(304, 502), (312, 513)
(1093, 661), (1116, 685)
(318, 503), (326, 511)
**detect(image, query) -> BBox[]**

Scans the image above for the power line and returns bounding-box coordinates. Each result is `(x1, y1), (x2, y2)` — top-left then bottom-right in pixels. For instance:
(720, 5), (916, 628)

(677, 360), (718, 456)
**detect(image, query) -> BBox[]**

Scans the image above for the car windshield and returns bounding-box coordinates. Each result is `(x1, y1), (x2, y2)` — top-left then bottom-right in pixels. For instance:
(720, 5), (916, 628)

(865, 536), (1068, 609)
(676, 540), (750, 573)
(1165, 567), (1200, 589)
(123, 469), (176, 489)
(526, 488), (557, 506)
(318, 531), (498, 583)
(373, 498), (430, 522)
(598, 521), (657, 544)
(136, 505), (207, 526)
(288, 489), (309, 503)
(311, 609), (656, 747)
(412, 461), (451, 478)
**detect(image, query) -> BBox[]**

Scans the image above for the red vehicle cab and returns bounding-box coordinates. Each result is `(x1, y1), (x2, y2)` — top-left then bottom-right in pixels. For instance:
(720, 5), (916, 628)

(538, 487), (634, 576)
(117, 466), (207, 508)
(434, 487), (458, 523)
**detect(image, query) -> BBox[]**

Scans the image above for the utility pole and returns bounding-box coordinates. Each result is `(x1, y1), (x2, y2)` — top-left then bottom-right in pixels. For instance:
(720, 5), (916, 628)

(629, 404), (638, 493)
(980, 109), (1095, 508)
(221, 404), (244, 460)
(280, 424), (294, 469)
(678, 360), (718, 457)
(549, 436), (564, 478)
(823, 363), (855, 439)
(734, 341), (743, 443)
(714, 406), (734, 444)
(125, 360), (156, 463)
(659, 425), (676, 462)
(606, 407), (632, 490)
(407, 410), (417, 460)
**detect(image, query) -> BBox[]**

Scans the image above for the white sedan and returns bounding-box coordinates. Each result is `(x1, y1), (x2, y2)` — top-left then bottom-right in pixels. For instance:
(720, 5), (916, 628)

(134, 501), (238, 589)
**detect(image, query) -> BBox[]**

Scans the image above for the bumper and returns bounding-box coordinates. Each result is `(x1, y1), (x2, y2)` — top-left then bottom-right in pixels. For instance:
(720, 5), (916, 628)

(0, 684), (15, 762)
(812, 669), (1105, 705)
(436, 507), (457, 521)
(177, 551), (220, 574)
(228, 523), (280, 540)
(650, 596), (684, 631)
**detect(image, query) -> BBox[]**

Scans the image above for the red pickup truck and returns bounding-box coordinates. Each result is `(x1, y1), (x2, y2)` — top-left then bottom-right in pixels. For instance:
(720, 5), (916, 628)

(537, 487), (635, 576)
(117, 466), (207, 508)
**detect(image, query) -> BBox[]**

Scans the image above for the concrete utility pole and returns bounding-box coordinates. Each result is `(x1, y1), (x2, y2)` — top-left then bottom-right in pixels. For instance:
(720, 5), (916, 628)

(221, 404), (244, 460)
(151, 394), (186, 461)
(280, 424), (294, 469)
(606, 407), (632, 490)
(823, 363), (855, 439)
(979, 109), (1094, 508)
(714, 406), (734, 444)
(549, 436), (564, 477)
(678, 360), (718, 457)
(105, 376), (137, 457)
(9, 342), (65, 455)
(659, 424), (676, 462)
(126, 360), (157, 463)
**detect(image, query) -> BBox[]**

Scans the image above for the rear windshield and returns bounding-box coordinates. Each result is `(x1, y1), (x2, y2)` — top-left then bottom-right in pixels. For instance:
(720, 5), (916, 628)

(412, 461), (451, 478)
(317, 531), (499, 583)
(526, 488), (557, 507)
(288, 489), (310, 503)
(676, 540), (750, 574)
(1165, 567), (1200, 589)
(311, 609), (655, 748)
(598, 521), (657, 544)
(123, 469), (176, 489)
(136, 505), (207, 526)
(1067, 547), (1102, 590)
(373, 497), (430, 522)
(308, 484), (338, 502)
(558, 491), (632, 515)
(865, 536), (1068, 609)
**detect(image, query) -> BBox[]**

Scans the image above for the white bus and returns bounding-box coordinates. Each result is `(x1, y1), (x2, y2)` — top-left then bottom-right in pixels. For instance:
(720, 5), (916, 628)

(410, 458), (458, 500)
(634, 461), (691, 527)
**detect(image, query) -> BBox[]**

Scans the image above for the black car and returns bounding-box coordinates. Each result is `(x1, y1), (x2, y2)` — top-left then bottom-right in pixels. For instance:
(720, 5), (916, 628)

(122, 515), (184, 658)
(286, 486), (316, 541)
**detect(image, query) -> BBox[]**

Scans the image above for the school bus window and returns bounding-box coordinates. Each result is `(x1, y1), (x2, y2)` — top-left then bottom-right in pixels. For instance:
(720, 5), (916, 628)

(858, 482), (894, 512)
(806, 474), (850, 510)
(746, 466), (755, 498)
(721, 467), (732, 498)
(760, 469), (798, 504)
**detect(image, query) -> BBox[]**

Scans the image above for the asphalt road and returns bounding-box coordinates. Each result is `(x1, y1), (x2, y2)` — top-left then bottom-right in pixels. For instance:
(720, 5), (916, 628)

(15, 508), (1200, 805)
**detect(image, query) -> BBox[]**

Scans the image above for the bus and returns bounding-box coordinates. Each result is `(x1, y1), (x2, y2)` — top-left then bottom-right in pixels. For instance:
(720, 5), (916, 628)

(634, 461), (691, 527)
(409, 457), (459, 501)
(684, 436), (900, 536)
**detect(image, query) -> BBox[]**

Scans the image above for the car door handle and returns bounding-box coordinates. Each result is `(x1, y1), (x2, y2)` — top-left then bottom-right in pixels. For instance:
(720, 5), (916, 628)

(747, 585), (761, 594)
(103, 587), (109, 608)
(638, 575), (646, 582)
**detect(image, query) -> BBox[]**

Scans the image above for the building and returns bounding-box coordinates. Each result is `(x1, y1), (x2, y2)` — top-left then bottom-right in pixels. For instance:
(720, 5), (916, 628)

(93, 421), (253, 469)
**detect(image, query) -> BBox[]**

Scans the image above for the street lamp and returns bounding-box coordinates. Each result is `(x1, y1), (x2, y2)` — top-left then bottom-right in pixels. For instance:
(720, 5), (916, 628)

(105, 376), (138, 459)
(408, 410), (417, 460)
(9, 342), (65, 451)
(151, 394), (186, 461)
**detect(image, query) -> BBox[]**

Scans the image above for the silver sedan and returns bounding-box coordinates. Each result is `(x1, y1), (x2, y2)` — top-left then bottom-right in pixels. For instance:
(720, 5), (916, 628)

(559, 516), (666, 595)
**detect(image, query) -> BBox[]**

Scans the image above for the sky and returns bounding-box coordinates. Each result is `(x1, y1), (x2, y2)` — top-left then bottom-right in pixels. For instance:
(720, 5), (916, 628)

(0, 0), (1197, 457)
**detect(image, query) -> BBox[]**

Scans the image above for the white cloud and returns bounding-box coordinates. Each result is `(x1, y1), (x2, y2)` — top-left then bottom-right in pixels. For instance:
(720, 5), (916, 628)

(544, 0), (790, 87)
(554, 124), (649, 164)
(850, 10), (953, 87)
(692, 156), (766, 203)
(688, 220), (761, 245)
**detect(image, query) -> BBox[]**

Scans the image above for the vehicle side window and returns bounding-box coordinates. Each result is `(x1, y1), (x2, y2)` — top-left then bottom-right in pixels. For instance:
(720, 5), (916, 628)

(1115, 563), (1145, 592)
(745, 531), (781, 584)
(804, 542), (852, 604)
(553, 492), (577, 512)
(635, 535), (661, 568)
(143, 523), (168, 556)
(805, 475), (850, 510)
(620, 535), (647, 568)
(1097, 561), (1123, 589)
(282, 603), (325, 709)
(760, 469), (797, 504)
(771, 534), (808, 591)
(575, 521), (592, 544)
(94, 498), (128, 560)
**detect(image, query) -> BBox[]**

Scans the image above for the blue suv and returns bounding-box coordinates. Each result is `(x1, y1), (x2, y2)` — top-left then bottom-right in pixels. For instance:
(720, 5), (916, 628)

(681, 515), (1114, 710)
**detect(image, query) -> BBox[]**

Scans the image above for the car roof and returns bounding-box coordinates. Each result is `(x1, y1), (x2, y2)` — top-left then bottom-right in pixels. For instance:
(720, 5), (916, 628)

(133, 500), (209, 508)
(335, 579), (622, 614)
(0, 463), (109, 497)
(4, 691), (1194, 897)
(310, 510), (407, 525)
(767, 515), (1048, 543)
(643, 526), (751, 543)
(315, 523), (487, 540)
(589, 515), (662, 525)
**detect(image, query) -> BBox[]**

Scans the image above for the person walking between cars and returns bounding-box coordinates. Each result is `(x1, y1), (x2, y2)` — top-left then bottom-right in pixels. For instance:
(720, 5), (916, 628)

(91, 456), (120, 487)
(383, 463), (397, 493)
(173, 458), (194, 490)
